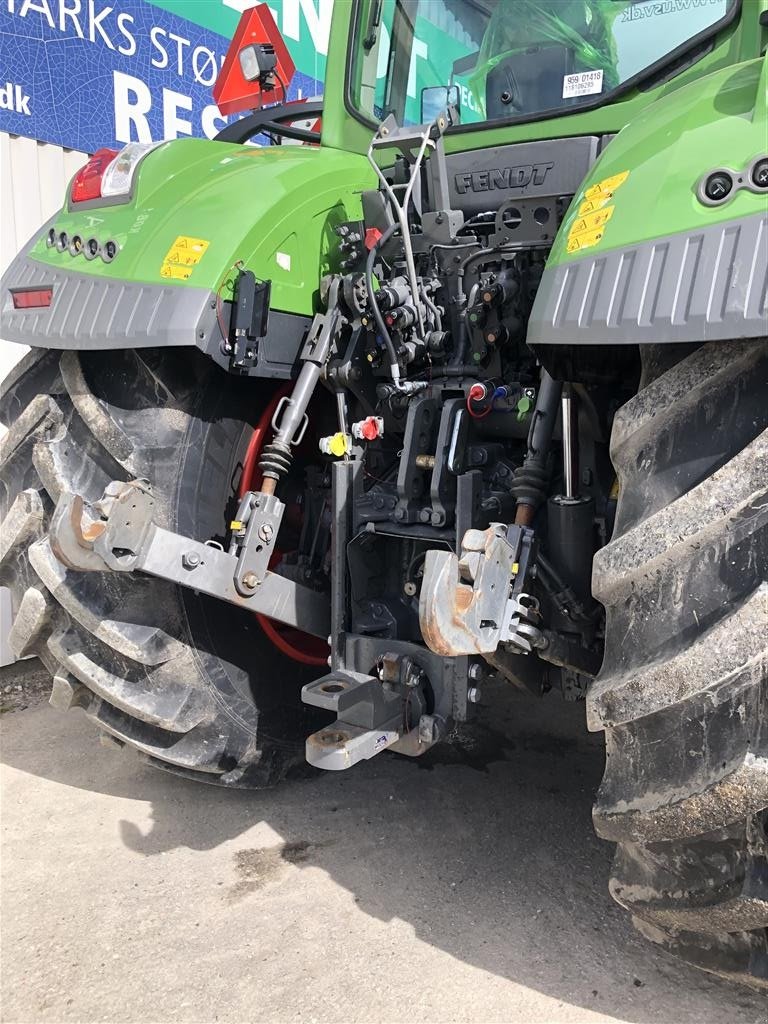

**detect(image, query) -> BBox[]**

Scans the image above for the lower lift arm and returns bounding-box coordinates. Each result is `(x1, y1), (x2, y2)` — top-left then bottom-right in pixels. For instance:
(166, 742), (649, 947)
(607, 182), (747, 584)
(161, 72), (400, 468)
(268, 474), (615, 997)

(49, 480), (330, 638)
(46, 281), (351, 641)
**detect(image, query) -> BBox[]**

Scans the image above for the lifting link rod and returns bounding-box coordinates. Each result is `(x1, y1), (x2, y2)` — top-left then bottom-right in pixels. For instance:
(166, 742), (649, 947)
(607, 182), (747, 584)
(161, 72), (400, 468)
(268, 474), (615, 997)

(259, 277), (344, 496)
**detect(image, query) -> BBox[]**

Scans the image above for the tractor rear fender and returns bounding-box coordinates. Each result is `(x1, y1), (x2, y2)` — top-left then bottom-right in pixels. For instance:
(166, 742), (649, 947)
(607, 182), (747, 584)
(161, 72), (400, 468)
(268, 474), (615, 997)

(0, 138), (376, 377)
(529, 55), (768, 347)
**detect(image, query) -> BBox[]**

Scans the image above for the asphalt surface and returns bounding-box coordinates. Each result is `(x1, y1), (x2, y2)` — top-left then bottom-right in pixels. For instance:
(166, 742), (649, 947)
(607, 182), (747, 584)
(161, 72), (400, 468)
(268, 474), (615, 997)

(1, 660), (766, 1024)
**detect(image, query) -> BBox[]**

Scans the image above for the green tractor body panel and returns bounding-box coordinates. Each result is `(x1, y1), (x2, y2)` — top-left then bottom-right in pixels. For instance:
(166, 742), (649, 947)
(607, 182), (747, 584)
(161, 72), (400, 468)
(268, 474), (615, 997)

(546, 55), (768, 267)
(27, 140), (375, 315)
(527, 52), (768, 347)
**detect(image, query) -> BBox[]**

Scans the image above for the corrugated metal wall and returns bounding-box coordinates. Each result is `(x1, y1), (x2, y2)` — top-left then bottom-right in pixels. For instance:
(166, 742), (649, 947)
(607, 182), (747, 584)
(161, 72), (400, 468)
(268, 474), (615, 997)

(0, 133), (87, 665)
(0, 133), (87, 275)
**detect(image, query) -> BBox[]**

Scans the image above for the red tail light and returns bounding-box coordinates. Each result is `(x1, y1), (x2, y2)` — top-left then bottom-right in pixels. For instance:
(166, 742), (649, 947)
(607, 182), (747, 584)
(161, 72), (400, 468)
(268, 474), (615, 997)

(11, 287), (53, 309)
(70, 148), (119, 204)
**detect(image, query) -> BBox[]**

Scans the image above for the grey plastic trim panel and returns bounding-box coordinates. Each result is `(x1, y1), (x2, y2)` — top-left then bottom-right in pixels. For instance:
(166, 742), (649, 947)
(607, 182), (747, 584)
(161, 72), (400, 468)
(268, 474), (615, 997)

(528, 212), (768, 346)
(1, 249), (218, 352)
(0, 246), (309, 379)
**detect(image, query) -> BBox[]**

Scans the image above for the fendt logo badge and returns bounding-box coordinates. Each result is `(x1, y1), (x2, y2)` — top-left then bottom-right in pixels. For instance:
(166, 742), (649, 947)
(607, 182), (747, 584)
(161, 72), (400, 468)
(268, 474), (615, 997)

(0, 82), (31, 116)
(455, 162), (554, 194)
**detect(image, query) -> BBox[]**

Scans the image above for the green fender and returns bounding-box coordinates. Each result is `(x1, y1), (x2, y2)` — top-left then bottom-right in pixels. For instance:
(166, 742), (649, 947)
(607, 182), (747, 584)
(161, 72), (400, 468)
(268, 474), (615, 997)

(529, 54), (768, 346)
(26, 139), (376, 316)
(552, 54), (767, 263)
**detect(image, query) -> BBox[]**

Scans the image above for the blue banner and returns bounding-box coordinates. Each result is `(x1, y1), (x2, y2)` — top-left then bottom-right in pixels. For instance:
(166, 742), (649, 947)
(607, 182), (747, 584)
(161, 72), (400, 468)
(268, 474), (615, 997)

(0, 0), (323, 152)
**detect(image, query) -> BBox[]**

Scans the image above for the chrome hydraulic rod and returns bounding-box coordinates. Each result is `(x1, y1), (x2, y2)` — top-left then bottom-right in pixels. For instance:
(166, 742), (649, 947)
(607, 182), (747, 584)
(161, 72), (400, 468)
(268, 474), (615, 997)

(561, 384), (578, 500)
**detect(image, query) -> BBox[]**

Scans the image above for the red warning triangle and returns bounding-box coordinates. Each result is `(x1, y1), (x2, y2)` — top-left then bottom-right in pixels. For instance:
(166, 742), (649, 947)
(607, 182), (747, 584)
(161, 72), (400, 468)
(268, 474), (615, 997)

(213, 4), (296, 117)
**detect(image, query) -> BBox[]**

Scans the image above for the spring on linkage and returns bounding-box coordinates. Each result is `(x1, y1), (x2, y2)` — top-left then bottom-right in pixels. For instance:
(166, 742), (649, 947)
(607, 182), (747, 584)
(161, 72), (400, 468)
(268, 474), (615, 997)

(258, 441), (292, 483)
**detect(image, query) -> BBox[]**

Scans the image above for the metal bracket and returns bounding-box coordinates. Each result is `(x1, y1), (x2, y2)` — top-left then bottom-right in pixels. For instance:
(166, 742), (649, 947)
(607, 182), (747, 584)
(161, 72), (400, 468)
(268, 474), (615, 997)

(49, 480), (330, 638)
(428, 398), (466, 527)
(394, 395), (439, 524)
(302, 649), (436, 769)
(419, 522), (541, 656)
(230, 489), (285, 592)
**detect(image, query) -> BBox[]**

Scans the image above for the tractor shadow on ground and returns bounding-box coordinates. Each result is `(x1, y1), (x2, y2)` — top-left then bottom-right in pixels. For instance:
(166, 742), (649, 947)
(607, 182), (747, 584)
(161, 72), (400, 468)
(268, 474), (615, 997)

(2, 665), (765, 1024)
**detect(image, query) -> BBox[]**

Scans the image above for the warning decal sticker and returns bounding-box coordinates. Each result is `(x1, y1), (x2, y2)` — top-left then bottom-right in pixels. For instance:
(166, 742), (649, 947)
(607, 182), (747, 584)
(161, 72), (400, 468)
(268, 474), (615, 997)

(584, 171), (630, 199)
(160, 236), (210, 281)
(566, 170), (629, 254)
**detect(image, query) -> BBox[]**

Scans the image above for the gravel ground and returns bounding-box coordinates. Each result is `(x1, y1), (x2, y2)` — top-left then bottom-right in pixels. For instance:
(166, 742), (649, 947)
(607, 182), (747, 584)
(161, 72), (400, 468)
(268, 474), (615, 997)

(1, 660), (766, 1024)
(0, 660), (53, 714)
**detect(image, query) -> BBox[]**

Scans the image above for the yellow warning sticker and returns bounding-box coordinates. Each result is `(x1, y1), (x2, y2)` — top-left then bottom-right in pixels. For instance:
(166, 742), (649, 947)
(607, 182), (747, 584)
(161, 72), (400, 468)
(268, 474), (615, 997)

(578, 193), (613, 216)
(160, 264), (195, 281)
(566, 229), (606, 254)
(567, 170), (629, 254)
(160, 235), (209, 279)
(584, 170), (629, 200)
(598, 170), (630, 193)
(569, 206), (614, 237)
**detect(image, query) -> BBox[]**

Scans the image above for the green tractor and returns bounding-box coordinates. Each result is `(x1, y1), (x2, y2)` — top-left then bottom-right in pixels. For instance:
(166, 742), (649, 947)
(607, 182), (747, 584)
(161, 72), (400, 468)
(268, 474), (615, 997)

(2, 0), (766, 987)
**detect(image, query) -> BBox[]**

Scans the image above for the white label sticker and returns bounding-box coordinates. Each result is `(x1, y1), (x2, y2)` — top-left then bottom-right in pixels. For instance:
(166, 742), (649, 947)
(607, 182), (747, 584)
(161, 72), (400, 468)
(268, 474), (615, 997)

(562, 69), (604, 99)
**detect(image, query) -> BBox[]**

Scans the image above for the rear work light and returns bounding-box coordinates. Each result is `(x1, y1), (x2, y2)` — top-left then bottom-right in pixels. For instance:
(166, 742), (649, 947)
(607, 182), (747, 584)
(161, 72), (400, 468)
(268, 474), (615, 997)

(11, 287), (53, 309)
(70, 142), (161, 205)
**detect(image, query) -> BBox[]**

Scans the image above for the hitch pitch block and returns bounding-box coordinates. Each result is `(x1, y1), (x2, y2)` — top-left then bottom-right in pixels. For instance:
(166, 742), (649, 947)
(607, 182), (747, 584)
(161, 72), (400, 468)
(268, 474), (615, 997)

(302, 671), (403, 770)
(302, 653), (441, 770)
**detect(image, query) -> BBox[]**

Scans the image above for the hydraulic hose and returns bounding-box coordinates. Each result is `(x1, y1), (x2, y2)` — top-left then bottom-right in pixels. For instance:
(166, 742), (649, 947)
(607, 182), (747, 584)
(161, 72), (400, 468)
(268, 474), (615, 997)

(421, 289), (442, 332)
(366, 122), (435, 341)
(365, 222), (402, 382)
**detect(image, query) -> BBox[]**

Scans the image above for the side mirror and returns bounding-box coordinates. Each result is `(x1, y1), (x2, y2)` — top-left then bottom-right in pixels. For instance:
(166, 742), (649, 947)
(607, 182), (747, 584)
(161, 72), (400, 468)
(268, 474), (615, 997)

(420, 85), (460, 125)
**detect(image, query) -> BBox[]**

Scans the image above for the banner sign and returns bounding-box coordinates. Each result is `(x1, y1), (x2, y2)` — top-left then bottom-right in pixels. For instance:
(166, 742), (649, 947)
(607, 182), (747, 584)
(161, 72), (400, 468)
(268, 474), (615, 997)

(0, 0), (328, 152)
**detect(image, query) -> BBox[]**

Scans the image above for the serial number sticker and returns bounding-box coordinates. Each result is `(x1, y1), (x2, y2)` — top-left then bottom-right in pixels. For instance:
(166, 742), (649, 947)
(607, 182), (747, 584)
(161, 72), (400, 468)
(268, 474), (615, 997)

(562, 69), (604, 99)
(160, 235), (209, 278)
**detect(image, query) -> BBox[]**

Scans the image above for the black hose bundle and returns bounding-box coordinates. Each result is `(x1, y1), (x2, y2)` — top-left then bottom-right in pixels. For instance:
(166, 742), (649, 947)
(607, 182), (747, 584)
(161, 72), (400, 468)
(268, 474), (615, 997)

(365, 223), (401, 379)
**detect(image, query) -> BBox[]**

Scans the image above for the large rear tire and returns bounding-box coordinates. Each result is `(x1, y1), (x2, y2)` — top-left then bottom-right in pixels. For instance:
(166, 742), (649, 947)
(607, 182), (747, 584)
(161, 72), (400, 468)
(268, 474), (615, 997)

(589, 339), (768, 987)
(0, 347), (323, 786)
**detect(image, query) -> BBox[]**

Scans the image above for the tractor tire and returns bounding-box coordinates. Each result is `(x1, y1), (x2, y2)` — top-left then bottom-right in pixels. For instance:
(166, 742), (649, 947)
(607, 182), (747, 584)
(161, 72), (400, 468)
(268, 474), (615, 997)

(589, 338), (768, 987)
(0, 347), (323, 786)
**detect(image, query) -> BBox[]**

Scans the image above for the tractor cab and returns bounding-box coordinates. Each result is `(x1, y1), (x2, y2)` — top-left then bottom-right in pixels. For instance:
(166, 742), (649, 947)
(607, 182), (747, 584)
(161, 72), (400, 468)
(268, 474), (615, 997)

(347, 0), (732, 126)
